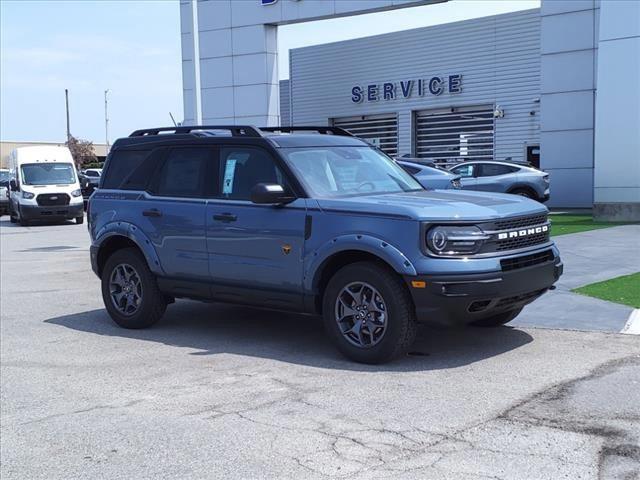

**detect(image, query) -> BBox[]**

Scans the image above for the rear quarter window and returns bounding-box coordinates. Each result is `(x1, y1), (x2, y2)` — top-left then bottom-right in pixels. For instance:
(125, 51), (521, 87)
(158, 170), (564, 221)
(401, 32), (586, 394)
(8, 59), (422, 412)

(102, 149), (151, 189)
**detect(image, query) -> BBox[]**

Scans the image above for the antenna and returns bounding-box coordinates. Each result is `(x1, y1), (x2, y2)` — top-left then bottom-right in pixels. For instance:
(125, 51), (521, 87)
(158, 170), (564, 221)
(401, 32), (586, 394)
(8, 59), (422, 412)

(169, 112), (177, 127)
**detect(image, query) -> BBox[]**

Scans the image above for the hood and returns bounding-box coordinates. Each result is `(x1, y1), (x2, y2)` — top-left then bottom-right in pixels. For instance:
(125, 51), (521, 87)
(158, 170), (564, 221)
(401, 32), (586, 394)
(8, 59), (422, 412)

(315, 189), (547, 221)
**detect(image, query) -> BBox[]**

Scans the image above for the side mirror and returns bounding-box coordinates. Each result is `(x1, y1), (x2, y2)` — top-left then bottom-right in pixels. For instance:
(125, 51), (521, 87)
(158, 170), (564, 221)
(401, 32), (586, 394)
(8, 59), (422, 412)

(250, 183), (295, 205)
(9, 179), (19, 192)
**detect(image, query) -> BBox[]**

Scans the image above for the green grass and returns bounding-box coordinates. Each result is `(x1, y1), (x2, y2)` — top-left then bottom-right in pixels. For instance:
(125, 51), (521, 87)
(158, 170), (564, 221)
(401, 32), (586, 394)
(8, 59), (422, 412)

(573, 272), (640, 308)
(549, 214), (631, 236)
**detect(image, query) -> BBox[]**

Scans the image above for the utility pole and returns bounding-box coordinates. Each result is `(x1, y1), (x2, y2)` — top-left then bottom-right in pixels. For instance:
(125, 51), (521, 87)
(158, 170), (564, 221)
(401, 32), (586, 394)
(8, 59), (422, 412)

(104, 89), (110, 153)
(65, 89), (71, 141)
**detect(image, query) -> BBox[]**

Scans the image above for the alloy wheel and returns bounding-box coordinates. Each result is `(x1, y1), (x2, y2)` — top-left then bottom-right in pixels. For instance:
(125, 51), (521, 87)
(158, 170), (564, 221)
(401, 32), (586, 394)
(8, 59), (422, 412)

(334, 281), (388, 348)
(109, 263), (143, 316)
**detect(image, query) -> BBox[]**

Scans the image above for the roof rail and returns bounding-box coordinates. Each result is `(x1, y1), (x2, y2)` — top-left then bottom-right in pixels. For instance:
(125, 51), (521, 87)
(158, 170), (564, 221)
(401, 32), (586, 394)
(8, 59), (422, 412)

(129, 125), (263, 138)
(259, 126), (354, 137)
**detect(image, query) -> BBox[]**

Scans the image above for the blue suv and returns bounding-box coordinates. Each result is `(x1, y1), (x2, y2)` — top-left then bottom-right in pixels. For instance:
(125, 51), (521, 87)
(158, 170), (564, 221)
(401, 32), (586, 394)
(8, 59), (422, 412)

(88, 126), (563, 364)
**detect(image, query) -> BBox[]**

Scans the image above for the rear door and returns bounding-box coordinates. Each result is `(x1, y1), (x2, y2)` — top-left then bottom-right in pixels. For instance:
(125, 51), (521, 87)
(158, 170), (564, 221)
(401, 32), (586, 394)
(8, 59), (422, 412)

(474, 163), (517, 193)
(139, 146), (214, 280)
(205, 146), (307, 310)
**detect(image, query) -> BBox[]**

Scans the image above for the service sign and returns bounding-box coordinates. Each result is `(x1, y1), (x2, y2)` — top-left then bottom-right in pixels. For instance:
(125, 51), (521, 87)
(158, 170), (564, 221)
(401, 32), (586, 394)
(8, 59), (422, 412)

(351, 74), (462, 103)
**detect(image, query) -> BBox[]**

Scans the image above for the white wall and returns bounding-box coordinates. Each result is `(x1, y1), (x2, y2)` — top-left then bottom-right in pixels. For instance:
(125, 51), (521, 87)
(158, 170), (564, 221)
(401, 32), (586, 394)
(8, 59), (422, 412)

(539, 0), (599, 208)
(593, 0), (640, 218)
(180, 0), (443, 126)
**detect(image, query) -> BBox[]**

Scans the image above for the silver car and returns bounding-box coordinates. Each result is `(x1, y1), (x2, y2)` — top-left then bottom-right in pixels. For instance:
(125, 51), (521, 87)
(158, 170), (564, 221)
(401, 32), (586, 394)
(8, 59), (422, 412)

(449, 161), (550, 202)
(397, 160), (462, 190)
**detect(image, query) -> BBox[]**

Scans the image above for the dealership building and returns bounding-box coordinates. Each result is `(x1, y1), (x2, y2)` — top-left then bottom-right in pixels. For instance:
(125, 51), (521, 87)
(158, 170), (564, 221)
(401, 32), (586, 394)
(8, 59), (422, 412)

(180, 0), (639, 218)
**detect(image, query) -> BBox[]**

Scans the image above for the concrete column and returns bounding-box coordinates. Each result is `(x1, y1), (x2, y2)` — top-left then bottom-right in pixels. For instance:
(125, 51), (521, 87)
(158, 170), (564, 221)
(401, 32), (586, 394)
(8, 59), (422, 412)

(593, 0), (640, 221)
(180, 0), (280, 127)
(539, 0), (598, 208)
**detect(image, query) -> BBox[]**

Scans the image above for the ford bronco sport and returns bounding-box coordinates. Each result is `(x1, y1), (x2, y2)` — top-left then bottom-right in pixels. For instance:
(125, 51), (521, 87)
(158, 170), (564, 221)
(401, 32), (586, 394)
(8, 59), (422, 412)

(88, 126), (563, 364)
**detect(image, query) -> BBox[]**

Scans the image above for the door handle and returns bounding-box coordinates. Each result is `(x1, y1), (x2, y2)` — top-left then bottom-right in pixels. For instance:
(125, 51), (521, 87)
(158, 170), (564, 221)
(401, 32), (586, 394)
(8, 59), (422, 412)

(213, 213), (237, 222)
(142, 208), (162, 217)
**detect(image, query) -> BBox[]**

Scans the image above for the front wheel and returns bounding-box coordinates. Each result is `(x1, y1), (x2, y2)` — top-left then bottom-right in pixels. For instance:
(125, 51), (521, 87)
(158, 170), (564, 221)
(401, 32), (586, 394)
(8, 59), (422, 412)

(75, 216), (84, 225)
(322, 262), (417, 364)
(101, 248), (167, 329)
(471, 308), (522, 327)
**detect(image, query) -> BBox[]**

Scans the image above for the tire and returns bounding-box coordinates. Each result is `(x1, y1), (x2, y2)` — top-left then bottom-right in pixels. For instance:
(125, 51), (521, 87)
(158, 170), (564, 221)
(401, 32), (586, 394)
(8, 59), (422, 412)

(75, 216), (84, 225)
(9, 214), (16, 223)
(101, 247), (167, 329)
(509, 188), (536, 200)
(471, 308), (522, 327)
(322, 261), (417, 364)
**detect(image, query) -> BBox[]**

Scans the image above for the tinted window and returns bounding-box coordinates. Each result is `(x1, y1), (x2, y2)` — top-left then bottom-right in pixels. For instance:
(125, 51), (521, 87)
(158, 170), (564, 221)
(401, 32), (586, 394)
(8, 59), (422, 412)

(219, 147), (287, 201)
(102, 150), (150, 189)
(451, 164), (475, 178)
(85, 171), (99, 177)
(151, 148), (212, 198)
(120, 149), (165, 191)
(479, 164), (518, 177)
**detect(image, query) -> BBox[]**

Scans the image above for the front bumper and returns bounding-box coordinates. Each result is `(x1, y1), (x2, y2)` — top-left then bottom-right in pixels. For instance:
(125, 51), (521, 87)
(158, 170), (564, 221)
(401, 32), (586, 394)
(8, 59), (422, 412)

(20, 203), (84, 221)
(406, 251), (563, 326)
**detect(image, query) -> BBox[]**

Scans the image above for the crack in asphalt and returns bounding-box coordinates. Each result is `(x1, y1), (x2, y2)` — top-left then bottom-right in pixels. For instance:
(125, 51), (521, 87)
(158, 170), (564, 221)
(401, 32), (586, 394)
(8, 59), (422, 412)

(181, 356), (640, 478)
(15, 399), (144, 427)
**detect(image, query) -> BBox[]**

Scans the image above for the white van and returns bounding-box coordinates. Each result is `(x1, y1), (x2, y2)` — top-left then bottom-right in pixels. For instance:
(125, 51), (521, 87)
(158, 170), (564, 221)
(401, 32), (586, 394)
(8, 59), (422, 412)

(8, 146), (84, 225)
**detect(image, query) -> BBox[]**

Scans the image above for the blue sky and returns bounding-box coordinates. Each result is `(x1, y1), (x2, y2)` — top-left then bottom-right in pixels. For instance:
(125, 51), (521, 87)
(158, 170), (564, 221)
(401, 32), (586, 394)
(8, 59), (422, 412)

(1, 0), (538, 144)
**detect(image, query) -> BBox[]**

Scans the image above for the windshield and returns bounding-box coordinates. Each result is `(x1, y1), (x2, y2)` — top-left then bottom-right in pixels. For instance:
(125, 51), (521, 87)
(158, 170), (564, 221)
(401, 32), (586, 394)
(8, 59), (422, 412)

(281, 146), (423, 198)
(21, 163), (76, 186)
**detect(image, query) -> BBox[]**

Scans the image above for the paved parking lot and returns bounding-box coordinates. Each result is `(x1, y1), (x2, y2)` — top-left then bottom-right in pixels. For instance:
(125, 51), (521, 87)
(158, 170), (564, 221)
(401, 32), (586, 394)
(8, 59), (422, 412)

(1, 217), (639, 479)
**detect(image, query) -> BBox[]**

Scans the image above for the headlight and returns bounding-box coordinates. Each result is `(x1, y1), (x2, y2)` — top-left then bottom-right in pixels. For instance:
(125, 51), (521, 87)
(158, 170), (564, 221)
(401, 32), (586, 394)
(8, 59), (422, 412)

(22, 191), (35, 199)
(426, 225), (489, 256)
(71, 189), (82, 197)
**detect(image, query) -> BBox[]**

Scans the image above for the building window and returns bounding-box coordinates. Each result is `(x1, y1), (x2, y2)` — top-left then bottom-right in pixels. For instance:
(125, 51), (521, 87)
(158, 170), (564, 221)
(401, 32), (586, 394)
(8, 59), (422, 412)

(332, 113), (398, 157)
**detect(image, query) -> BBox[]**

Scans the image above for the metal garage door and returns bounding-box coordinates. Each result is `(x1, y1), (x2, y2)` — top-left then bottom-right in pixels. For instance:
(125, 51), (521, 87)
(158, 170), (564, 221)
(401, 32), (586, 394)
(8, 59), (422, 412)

(414, 105), (494, 166)
(332, 114), (398, 157)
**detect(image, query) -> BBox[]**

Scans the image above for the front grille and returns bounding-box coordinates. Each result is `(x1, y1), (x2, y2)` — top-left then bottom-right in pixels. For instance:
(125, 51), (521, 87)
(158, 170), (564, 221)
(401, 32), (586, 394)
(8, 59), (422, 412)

(477, 213), (551, 255)
(495, 231), (550, 252)
(501, 250), (554, 272)
(494, 214), (547, 231)
(36, 193), (70, 206)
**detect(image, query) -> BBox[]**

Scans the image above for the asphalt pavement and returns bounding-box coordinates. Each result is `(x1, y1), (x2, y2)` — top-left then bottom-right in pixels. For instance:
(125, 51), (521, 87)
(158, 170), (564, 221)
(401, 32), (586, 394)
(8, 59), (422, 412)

(1, 217), (639, 479)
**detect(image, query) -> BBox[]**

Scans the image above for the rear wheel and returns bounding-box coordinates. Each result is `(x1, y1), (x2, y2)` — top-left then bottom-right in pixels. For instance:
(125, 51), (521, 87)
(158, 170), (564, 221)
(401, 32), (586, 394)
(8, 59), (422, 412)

(101, 248), (167, 329)
(471, 308), (522, 327)
(322, 262), (417, 364)
(75, 216), (84, 225)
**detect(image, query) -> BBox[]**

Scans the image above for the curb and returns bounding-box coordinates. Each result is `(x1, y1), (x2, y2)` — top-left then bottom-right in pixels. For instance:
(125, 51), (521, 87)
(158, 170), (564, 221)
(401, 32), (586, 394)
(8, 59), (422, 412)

(621, 309), (640, 335)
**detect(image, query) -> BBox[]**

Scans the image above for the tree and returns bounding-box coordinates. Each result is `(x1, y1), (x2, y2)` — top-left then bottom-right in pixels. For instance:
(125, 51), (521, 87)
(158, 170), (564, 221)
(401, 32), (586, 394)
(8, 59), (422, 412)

(66, 135), (97, 168)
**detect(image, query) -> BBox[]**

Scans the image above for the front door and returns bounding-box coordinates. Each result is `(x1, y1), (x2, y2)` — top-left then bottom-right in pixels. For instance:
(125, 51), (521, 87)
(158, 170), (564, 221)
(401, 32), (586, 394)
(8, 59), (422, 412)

(206, 146), (307, 310)
(450, 163), (478, 190)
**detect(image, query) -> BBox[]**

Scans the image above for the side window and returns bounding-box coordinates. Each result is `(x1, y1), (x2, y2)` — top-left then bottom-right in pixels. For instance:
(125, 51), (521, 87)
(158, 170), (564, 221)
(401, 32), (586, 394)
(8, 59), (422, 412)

(152, 147), (211, 198)
(479, 164), (516, 177)
(219, 147), (288, 201)
(120, 148), (165, 191)
(102, 150), (150, 189)
(452, 164), (475, 178)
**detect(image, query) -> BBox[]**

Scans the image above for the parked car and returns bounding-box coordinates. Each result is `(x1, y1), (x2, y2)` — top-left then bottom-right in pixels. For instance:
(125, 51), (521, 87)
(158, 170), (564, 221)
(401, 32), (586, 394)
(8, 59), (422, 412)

(7, 146), (84, 225)
(88, 125), (562, 364)
(81, 168), (102, 186)
(396, 160), (461, 190)
(448, 161), (550, 202)
(0, 169), (9, 216)
(78, 172), (97, 209)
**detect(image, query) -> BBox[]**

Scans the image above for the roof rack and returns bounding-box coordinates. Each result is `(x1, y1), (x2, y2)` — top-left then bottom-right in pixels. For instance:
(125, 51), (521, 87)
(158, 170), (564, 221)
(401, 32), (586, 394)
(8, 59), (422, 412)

(259, 126), (353, 137)
(129, 125), (263, 138)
